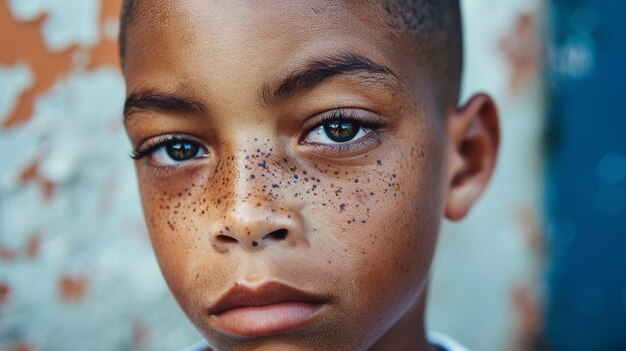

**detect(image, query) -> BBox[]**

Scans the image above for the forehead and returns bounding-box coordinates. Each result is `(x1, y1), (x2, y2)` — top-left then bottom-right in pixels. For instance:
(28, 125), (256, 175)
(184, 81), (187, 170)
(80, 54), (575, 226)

(123, 0), (425, 96)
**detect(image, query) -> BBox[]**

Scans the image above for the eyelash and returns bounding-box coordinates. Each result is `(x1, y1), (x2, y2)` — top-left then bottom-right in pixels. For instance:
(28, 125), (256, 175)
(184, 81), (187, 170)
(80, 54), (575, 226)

(131, 134), (189, 160)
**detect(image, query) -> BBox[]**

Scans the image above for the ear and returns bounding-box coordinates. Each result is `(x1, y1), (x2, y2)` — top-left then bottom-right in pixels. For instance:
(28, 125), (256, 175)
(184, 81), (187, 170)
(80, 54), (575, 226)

(445, 93), (500, 221)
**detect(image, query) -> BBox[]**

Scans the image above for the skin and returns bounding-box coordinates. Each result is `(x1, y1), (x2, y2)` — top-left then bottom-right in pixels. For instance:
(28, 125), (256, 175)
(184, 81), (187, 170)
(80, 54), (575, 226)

(122, 1), (500, 350)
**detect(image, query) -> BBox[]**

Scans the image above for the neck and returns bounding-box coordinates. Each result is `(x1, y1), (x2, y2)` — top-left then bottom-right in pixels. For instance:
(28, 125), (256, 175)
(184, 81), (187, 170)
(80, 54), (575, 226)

(367, 287), (436, 351)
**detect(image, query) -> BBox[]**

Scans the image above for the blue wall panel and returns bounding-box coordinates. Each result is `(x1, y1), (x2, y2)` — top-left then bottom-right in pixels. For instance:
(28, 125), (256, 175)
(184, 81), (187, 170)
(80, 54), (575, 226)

(546, 1), (626, 350)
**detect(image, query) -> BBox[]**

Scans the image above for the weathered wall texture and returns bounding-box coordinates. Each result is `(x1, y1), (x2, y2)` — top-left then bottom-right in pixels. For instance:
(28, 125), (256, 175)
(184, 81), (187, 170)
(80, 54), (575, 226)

(0, 1), (544, 350)
(428, 2), (545, 350)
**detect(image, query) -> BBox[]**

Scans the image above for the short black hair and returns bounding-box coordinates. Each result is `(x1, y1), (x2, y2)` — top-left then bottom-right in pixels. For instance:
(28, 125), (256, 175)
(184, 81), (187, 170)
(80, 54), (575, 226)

(119, 0), (462, 105)
(118, 0), (137, 64)
(382, 0), (463, 104)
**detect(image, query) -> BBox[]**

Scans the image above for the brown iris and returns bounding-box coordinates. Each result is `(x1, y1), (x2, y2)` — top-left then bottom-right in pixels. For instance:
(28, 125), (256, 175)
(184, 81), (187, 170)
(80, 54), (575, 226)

(166, 141), (200, 161)
(323, 120), (359, 143)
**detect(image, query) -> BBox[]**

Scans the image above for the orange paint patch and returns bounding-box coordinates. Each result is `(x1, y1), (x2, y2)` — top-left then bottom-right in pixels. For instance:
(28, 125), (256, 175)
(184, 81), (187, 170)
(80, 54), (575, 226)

(0, 342), (35, 351)
(0, 2), (77, 129)
(90, 0), (123, 70)
(25, 232), (41, 259)
(0, 0), (123, 129)
(517, 206), (545, 254)
(0, 283), (10, 305)
(41, 180), (55, 201)
(18, 157), (40, 184)
(0, 247), (17, 262)
(58, 275), (88, 303)
(18, 157), (56, 201)
(513, 284), (546, 349)
(132, 323), (151, 350)
(499, 13), (541, 94)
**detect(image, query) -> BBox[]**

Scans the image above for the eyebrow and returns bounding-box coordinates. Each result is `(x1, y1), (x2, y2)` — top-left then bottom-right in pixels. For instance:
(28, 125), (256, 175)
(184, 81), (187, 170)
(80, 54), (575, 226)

(260, 52), (402, 106)
(123, 89), (208, 121)
(123, 53), (401, 121)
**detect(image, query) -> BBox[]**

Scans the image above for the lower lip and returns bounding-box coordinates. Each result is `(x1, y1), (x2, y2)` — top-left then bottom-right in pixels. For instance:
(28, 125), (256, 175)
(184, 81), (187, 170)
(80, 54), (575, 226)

(211, 302), (325, 337)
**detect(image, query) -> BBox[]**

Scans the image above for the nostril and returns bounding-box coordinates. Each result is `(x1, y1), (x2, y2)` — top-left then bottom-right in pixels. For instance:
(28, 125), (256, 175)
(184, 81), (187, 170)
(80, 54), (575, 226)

(265, 229), (288, 241)
(216, 235), (238, 244)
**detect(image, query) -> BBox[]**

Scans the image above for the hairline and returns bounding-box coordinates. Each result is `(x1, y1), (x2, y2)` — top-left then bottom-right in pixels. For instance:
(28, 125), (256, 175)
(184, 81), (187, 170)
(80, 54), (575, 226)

(118, 0), (463, 107)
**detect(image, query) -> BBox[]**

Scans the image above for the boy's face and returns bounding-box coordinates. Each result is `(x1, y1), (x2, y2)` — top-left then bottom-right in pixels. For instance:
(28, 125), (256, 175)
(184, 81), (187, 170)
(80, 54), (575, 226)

(123, 1), (497, 350)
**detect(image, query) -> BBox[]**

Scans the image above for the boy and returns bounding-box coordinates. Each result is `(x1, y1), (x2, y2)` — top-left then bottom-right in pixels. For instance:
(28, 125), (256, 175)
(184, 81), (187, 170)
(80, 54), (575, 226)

(120, 0), (499, 350)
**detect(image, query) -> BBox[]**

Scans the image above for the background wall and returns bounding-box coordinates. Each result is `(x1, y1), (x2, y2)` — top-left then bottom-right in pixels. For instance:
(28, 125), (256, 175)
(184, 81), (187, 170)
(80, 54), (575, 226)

(0, 1), (544, 350)
(545, 1), (626, 350)
(428, 1), (545, 350)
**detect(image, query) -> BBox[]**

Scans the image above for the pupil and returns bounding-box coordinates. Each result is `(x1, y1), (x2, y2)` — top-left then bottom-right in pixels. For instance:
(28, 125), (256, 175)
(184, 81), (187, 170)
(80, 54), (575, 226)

(324, 120), (359, 142)
(166, 142), (199, 161)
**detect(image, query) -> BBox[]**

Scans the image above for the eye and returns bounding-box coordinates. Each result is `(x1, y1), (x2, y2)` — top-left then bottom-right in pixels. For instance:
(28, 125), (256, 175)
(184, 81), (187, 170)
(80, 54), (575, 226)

(131, 135), (209, 166)
(152, 140), (205, 164)
(306, 119), (373, 145)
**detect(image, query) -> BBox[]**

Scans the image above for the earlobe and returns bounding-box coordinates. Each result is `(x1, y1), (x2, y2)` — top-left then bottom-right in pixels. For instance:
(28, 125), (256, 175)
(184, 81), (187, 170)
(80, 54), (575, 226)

(445, 93), (500, 221)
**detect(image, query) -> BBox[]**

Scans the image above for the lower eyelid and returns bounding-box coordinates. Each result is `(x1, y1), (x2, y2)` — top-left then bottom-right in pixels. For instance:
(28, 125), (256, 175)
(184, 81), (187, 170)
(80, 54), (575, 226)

(305, 130), (384, 157)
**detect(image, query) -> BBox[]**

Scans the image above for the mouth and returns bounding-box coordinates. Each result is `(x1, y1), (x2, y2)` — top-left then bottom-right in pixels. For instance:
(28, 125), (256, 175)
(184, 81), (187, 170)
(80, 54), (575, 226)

(207, 281), (329, 337)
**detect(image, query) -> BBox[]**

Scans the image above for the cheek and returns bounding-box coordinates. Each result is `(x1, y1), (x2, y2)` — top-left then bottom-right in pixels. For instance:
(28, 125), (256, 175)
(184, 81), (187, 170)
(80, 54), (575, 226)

(136, 171), (224, 307)
(306, 127), (446, 330)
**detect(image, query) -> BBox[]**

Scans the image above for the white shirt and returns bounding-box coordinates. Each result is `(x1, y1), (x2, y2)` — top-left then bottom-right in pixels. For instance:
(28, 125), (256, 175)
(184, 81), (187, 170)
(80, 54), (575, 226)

(182, 331), (470, 351)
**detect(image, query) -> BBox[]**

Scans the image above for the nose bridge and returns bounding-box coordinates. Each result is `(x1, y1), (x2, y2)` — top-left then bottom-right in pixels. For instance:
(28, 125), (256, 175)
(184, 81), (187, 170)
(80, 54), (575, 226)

(209, 137), (307, 252)
(233, 142), (276, 203)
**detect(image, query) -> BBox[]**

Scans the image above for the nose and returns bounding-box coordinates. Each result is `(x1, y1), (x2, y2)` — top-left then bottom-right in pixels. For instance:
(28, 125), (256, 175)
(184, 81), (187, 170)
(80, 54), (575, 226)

(210, 201), (307, 252)
(208, 143), (308, 253)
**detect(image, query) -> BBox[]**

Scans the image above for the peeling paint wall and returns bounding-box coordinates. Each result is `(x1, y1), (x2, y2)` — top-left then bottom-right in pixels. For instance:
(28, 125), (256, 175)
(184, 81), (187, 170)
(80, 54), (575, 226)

(0, 1), (201, 350)
(428, 2), (546, 351)
(0, 1), (545, 350)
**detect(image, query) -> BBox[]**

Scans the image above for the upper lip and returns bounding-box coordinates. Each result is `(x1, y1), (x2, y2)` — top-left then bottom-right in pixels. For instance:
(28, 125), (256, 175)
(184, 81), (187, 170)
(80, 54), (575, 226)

(207, 281), (328, 315)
